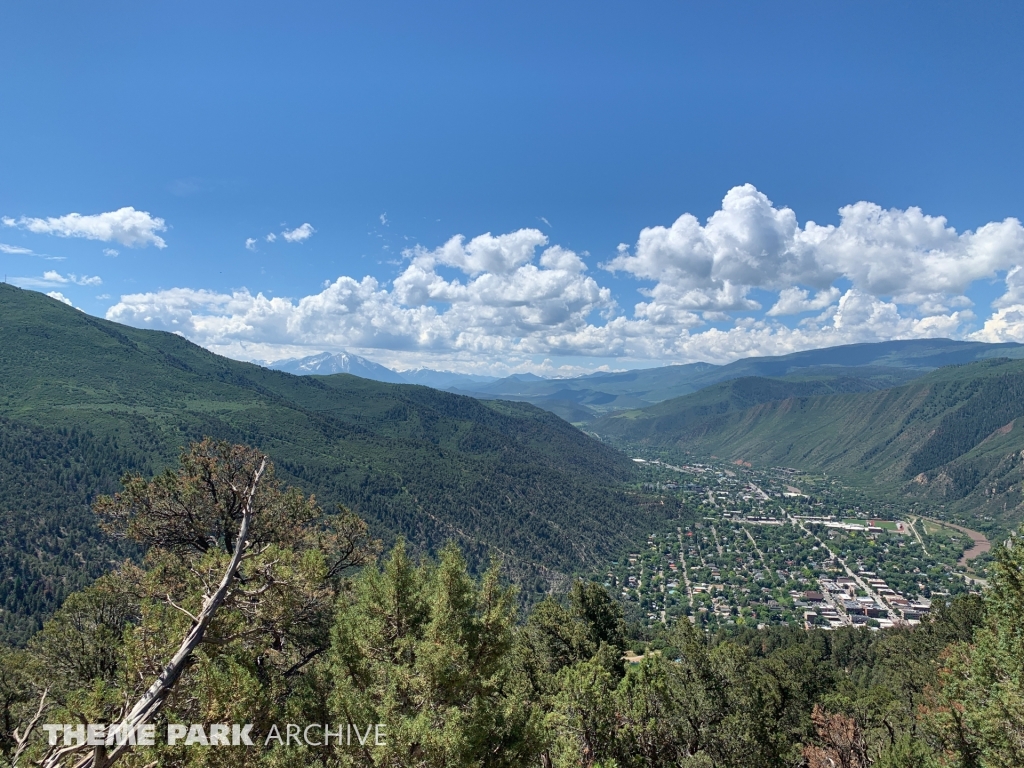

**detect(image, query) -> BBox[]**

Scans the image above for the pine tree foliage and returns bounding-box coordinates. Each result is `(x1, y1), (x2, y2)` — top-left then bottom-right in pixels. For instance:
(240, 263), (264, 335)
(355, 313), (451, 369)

(925, 533), (1024, 767)
(0, 283), (678, 645)
(4, 442), (1024, 767)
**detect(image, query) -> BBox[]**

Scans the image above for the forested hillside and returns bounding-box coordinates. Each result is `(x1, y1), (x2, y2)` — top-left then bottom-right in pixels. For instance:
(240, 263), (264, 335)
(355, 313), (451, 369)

(586, 373), (904, 438)
(450, 338), (1024, 420)
(0, 420), (145, 644)
(1, 438), (1018, 767)
(592, 358), (1024, 535)
(0, 285), (664, 643)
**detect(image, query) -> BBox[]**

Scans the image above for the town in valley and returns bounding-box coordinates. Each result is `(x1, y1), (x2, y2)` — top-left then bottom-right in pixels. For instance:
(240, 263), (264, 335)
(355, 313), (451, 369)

(608, 457), (989, 633)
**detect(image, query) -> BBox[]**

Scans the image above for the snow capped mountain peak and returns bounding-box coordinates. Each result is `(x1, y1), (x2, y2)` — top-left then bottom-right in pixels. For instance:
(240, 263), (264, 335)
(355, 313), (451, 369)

(268, 351), (407, 383)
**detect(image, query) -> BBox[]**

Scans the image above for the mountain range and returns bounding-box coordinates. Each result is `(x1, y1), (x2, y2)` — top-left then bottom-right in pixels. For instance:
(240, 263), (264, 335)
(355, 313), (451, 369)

(271, 341), (1024, 424)
(6, 282), (1024, 643)
(268, 351), (500, 390)
(445, 339), (1024, 421)
(0, 284), (664, 643)
(590, 360), (1024, 536)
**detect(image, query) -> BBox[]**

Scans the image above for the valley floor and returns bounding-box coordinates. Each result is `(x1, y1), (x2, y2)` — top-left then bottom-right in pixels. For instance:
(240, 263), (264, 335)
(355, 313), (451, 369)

(610, 458), (983, 633)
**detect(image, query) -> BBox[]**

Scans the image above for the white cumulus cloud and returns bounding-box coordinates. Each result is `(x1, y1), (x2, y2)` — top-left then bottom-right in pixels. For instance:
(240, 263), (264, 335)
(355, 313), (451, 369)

(973, 306), (1024, 343)
(4, 207), (167, 248)
(971, 266), (1024, 343)
(768, 287), (842, 316)
(805, 202), (1024, 301)
(106, 230), (615, 366)
(96, 186), (1024, 373)
(661, 293), (972, 365)
(13, 271), (102, 289)
(992, 265), (1024, 309)
(607, 184), (1024, 319)
(605, 185), (830, 312)
(281, 223), (315, 243)
(46, 291), (72, 305)
(245, 238), (257, 251)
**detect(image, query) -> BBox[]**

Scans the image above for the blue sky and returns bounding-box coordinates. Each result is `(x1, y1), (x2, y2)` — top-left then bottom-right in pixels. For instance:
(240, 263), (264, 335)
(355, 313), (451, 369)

(3, 1), (1024, 375)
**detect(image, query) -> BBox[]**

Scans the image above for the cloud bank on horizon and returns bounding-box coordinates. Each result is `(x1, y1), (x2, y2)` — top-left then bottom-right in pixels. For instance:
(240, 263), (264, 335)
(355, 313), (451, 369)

(52, 185), (1024, 373)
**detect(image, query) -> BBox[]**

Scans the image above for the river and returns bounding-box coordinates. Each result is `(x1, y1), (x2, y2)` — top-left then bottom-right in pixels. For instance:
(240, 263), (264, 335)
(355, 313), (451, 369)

(921, 517), (991, 566)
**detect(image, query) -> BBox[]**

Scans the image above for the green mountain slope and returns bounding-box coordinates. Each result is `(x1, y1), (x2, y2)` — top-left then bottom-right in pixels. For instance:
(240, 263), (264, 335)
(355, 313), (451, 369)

(585, 373), (903, 440)
(0, 419), (145, 644)
(0, 285), (664, 641)
(452, 339), (1024, 419)
(592, 359), (1024, 534)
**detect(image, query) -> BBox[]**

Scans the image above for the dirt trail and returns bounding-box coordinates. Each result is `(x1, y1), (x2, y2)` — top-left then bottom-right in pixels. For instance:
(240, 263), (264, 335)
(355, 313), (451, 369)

(908, 519), (930, 556)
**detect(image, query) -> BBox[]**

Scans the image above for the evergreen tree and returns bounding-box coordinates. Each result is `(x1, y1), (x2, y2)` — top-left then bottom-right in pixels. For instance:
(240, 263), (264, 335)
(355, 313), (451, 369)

(328, 542), (542, 767)
(928, 530), (1024, 767)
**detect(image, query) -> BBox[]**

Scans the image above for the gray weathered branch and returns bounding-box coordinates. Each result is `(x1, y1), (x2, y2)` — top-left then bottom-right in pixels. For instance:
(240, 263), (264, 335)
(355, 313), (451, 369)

(30, 459), (266, 768)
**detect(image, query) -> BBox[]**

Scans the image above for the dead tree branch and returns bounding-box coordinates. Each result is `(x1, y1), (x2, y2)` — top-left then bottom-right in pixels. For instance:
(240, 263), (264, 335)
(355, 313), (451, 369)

(34, 459), (266, 768)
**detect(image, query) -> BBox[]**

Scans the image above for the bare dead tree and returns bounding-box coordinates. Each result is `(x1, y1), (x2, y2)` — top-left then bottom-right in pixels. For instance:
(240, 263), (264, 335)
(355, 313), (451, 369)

(14, 455), (266, 768)
(6, 690), (46, 768)
(802, 705), (870, 768)
(10, 440), (377, 768)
